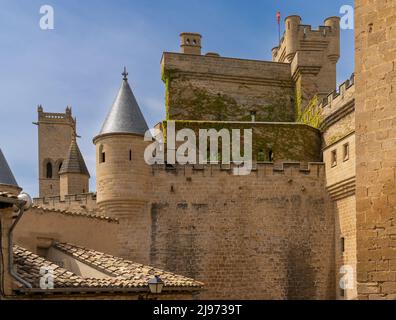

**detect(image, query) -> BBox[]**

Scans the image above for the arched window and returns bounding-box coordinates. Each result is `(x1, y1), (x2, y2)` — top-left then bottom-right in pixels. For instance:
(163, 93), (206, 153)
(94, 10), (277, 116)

(46, 162), (53, 179)
(58, 162), (63, 172)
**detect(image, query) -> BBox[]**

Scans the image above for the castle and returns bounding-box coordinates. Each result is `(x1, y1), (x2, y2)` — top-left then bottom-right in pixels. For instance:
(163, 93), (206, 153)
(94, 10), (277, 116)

(1, 6), (394, 300)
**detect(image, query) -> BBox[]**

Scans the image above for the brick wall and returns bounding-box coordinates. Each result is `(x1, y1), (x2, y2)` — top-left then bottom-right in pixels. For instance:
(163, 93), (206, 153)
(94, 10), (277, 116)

(355, 0), (396, 300)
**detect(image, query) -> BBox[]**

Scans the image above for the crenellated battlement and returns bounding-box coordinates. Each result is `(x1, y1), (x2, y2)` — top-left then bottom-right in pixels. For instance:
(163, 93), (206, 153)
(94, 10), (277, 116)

(272, 16), (340, 64)
(37, 105), (76, 125)
(319, 74), (355, 109)
(319, 74), (355, 127)
(33, 192), (98, 213)
(151, 162), (325, 179)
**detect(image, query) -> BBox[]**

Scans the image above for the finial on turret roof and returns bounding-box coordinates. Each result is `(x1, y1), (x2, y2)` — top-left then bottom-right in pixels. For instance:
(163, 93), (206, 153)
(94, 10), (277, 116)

(122, 66), (128, 81)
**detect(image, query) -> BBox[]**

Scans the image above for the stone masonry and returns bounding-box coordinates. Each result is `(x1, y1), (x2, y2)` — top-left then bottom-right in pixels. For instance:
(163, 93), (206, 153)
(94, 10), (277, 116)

(355, 0), (396, 300)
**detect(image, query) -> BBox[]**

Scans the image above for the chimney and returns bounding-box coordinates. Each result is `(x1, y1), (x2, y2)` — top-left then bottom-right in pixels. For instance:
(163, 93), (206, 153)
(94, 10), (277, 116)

(180, 33), (202, 55)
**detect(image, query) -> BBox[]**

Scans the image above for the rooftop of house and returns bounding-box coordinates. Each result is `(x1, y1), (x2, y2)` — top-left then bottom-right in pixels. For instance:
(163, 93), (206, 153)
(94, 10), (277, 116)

(13, 242), (203, 295)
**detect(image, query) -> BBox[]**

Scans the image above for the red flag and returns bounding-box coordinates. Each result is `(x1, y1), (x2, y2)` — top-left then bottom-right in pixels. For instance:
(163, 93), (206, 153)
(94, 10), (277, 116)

(277, 11), (281, 24)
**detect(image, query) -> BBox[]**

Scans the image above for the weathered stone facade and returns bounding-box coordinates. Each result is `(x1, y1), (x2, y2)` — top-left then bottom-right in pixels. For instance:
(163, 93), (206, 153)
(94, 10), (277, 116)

(355, 0), (396, 300)
(21, 11), (385, 300)
(35, 107), (75, 198)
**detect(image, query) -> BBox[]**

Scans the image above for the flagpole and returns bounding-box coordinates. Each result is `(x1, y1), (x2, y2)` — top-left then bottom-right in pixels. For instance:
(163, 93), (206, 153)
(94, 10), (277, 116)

(277, 11), (281, 46)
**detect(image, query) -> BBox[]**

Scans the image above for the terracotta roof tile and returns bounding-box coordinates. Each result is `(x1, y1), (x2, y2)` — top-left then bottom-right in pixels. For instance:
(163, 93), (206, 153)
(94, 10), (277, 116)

(13, 244), (203, 293)
(31, 205), (119, 224)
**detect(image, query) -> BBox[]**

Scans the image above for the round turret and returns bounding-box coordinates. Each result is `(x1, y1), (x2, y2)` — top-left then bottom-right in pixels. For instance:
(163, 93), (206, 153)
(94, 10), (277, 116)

(324, 17), (341, 63)
(284, 15), (301, 62)
(93, 69), (151, 219)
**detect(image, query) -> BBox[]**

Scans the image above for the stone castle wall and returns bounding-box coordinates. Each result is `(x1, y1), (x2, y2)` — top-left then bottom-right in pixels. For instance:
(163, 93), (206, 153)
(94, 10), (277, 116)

(161, 53), (295, 122)
(33, 193), (98, 213)
(162, 121), (322, 163)
(355, 0), (396, 299)
(321, 74), (356, 300)
(120, 163), (335, 300)
(14, 206), (118, 257)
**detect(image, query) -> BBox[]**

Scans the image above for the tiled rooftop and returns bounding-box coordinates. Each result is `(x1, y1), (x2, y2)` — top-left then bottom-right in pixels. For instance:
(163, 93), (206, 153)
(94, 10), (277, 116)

(31, 205), (119, 224)
(13, 243), (203, 293)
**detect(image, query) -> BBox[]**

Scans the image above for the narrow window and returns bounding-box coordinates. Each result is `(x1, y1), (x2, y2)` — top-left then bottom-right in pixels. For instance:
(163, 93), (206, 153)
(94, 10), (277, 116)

(46, 162), (53, 178)
(58, 162), (63, 172)
(341, 237), (345, 253)
(268, 150), (274, 162)
(340, 289), (345, 298)
(258, 150), (265, 162)
(99, 145), (106, 163)
(343, 143), (349, 162)
(129, 149), (132, 161)
(331, 150), (337, 167)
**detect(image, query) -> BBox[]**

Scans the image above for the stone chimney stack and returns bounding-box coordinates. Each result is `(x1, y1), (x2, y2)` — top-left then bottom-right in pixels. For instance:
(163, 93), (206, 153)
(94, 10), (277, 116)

(180, 33), (202, 55)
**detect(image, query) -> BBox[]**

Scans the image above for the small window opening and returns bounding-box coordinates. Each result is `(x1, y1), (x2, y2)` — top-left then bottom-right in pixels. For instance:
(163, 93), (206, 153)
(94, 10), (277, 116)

(341, 237), (345, 253)
(331, 150), (337, 167)
(343, 143), (349, 162)
(129, 150), (132, 161)
(46, 162), (53, 179)
(268, 150), (274, 162)
(258, 150), (265, 162)
(99, 145), (106, 163)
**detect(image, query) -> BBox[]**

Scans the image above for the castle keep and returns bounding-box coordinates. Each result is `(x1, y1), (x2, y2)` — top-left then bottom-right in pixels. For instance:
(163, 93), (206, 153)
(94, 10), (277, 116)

(3, 13), (372, 300)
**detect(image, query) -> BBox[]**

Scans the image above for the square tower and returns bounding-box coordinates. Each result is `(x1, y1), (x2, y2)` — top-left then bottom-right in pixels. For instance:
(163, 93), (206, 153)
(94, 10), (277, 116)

(34, 106), (75, 198)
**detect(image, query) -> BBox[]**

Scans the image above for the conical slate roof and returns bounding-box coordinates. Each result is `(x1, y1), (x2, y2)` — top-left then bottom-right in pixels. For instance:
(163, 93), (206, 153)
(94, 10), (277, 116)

(0, 148), (18, 187)
(59, 136), (90, 177)
(98, 70), (149, 136)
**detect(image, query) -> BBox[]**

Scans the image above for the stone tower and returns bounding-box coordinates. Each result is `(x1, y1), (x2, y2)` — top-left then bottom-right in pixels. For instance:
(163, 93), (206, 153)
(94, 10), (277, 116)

(58, 132), (90, 199)
(272, 15), (340, 107)
(180, 33), (202, 55)
(355, 0), (396, 299)
(35, 106), (75, 198)
(93, 68), (151, 261)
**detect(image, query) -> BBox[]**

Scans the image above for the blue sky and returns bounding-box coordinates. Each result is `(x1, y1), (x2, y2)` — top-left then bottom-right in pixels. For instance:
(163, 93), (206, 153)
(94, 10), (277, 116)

(0, 0), (354, 197)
